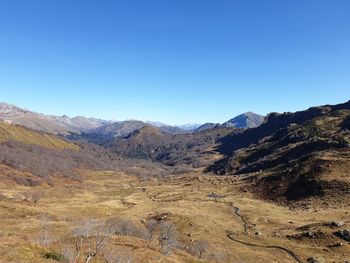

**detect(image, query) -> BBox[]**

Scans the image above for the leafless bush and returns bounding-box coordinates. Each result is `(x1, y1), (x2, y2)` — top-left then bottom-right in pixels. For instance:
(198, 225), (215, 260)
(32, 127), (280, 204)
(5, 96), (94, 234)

(207, 251), (226, 262)
(159, 221), (177, 256)
(0, 193), (7, 201)
(117, 219), (139, 236)
(63, 218), (112, 263)
(0, 140), (172, 185)
(13, 175), (42, 186)
(192, 240), (209, 259)
(36, 215), (54, 246)
(146, 219), (158, 241)
(103, 246), (133, 263)
(106, 217), (148, 239)
(170, 164), (192, 175)
(22, 190), (44, 203)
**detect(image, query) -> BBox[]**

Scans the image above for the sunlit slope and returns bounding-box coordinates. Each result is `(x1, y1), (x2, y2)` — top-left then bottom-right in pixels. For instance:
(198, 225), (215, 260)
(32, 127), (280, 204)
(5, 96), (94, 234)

(0, 121), (79, 150)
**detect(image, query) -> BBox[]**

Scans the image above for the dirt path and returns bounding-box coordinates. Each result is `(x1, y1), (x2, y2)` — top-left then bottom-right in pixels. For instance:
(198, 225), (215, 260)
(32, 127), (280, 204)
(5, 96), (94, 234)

(226, 234), (304, 263)
(229, 204), (304, 263)
(231, 205), (249, 233)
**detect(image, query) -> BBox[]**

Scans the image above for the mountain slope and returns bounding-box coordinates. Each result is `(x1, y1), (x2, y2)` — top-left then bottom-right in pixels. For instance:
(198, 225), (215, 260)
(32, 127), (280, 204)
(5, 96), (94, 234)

(209, 100), (350, 205)
(105, 125), (236, 168)
(0, 102), (108, 134)
(91, 120), (146, 139)
(194, 113), (264, 132)
(0, 121), (79, 150)
(195, 123), (220, 132)
(223, 112), (265, 128)
(0, 120), (168, 186)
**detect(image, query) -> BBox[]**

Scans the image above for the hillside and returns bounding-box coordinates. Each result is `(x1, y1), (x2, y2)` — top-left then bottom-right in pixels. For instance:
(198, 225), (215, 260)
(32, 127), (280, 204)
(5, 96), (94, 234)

(194, 112), (264, 132)
(1, 101), (350, 263)
(0, 102), (193, 139)
(0, 102), (108, 135)
(209, 101), (350, 205)
(105, 125), (236, 168)
(223, 112), (265, 128)
(0, 121), (169, 186)
(0, 121), (79, 150)
(195, 123), (220, 132)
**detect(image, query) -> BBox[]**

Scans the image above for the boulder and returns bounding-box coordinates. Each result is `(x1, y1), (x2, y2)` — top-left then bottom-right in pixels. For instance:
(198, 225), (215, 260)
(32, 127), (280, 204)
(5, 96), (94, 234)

(334, 229), (350, 242)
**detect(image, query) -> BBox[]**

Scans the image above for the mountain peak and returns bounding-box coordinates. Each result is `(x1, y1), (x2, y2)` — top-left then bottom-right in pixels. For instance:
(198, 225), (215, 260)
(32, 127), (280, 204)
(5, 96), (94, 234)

(223, 112), (265, 129)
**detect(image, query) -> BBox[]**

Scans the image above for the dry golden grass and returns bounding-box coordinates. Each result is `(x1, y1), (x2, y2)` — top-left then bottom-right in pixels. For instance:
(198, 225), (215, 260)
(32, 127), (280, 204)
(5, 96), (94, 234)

(0, 121), (79, 150)
(0, 169), (349, 262)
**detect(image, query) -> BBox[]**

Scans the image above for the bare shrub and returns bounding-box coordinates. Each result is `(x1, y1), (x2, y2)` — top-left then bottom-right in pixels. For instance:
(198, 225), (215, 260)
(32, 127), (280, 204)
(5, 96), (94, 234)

(0, 193), (7, 201)
(159, 221), (177, 256)
(192, 240), (209, 259)
(36, 215), (54, 246)
(118, 219), (139, 236)
(207, 251), (226, 262)
(106, 217), (148, 239)
(22, 190), (44, 203)
(103, 246), (133, 263)
(63, 218), (112, 263)
(146, 219), (158, 241)
(0, 140), (172, 185)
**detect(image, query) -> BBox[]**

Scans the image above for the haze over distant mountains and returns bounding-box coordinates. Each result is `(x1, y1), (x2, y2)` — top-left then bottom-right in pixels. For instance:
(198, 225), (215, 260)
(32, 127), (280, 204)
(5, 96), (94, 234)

(0, 102), (109, 135)
(0, 102), (265, 139)
(195, 112), (265, 132)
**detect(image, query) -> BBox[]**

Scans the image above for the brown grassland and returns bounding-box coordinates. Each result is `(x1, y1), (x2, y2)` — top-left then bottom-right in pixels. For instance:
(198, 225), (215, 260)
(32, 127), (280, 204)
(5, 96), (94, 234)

(0, 166), (349, 263)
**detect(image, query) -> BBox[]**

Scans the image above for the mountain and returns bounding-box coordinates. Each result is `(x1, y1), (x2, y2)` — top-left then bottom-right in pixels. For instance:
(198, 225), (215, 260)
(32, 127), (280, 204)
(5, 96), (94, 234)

(195, 123), (220, 132)
(0, 120), (79, 150)
(222, 112), (265, 128)
(147, 122), (201, 131)
(0, 102), (263, 142)
(90, 120), (146, 139)
(0, 102), (109, 134)
(175, 123), (202, 131)
(209, 100), (350, 204)
(193, 113), (264, 132)
(146, 121), (181, 131)
(74, 120), (191, 145)
(0, 119), (165, 187)
(0, 103), (193, 140)
(105, 125), (236, 167)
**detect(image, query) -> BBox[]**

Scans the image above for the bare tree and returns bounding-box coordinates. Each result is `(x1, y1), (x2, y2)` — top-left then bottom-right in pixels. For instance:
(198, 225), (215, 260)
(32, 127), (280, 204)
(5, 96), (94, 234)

(118, 219), (138, 236)
(103, 246), (133, 263)
(146, 219), (158, 241)
(207, 251), (226, 263)
(106, 217), (148, 239)
(192, 240), (209, 259)
(158, 221), (177, 256)
(64, 218), (112, 263)
(36, 215), (53, 246)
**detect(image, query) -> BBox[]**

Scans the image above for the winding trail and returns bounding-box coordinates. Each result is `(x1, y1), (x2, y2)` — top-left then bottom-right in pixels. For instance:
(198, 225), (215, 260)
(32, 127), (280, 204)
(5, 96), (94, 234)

(147, 179), (305, 262)
(226, 233), (304, 263)
(229, 204), (304, 263)
(231, 205), (249, 233)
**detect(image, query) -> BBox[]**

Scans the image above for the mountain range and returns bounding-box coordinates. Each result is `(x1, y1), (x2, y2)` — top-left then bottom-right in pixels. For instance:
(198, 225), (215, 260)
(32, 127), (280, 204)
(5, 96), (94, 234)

(3, 99), (350, 205)
(0, 102), (109, 135)
(0, 102), (265, 140)
(1, 99), (350, 263)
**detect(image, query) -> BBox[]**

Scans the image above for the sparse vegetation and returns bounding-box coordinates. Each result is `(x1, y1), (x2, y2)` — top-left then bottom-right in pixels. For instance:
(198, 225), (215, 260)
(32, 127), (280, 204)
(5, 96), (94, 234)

(0, 101), (350, 262)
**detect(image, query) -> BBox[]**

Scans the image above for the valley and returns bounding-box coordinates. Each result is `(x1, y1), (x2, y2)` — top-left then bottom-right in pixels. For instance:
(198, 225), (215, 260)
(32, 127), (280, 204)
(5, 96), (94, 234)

(0, 169), (349, 262)
(0, 100), (349, 262)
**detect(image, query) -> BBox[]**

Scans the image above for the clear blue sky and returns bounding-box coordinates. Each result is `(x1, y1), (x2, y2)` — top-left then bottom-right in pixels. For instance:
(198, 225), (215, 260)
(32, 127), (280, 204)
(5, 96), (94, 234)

(0, 0), (349, 125)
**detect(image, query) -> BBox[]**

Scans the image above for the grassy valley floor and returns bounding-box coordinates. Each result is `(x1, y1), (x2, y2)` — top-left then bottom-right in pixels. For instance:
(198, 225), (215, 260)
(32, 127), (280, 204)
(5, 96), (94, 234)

(0, 169), (349, 262)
